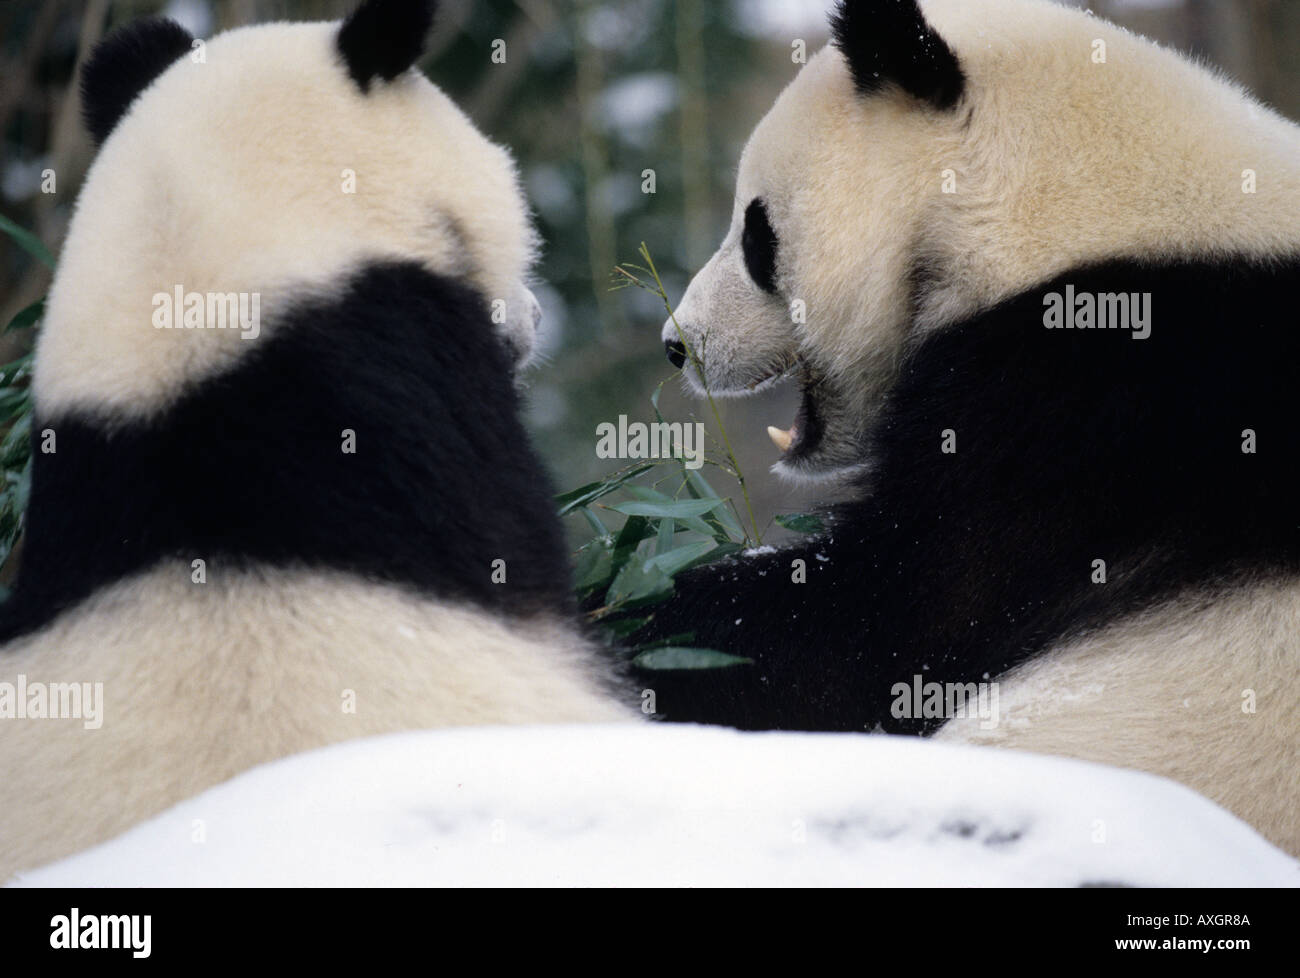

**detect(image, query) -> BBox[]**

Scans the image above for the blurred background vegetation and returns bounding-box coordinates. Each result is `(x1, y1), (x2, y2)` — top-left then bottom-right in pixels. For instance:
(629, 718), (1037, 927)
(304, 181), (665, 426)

(3, 0), (1300, 553)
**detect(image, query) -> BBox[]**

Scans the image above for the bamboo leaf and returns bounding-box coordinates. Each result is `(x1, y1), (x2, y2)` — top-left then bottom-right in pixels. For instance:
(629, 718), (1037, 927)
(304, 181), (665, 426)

(605, 556), (674, 608)
(555, 463), (656, 515)
(684, 467), (744, 541)
(573, 536), (615, 593)
(4, 298), (44, 333)
(608, 497), (728, 519)
(775, 513), (824, 534)
(632, 647), (753, 670)
(0, 215), (55, 269)
(655, 517), (675, 555)
(603, 615), (651, 638)
(578, 506), (607, 536)
(644, 539), (716, 577)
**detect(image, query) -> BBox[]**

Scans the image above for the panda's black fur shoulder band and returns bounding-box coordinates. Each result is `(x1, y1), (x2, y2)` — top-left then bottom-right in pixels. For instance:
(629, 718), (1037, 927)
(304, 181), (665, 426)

(633, 253), (1300, 731)
(0, 262), (572, 643)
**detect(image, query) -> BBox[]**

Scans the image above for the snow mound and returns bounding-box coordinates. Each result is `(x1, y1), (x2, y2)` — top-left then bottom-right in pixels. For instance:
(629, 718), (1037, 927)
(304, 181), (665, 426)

(11, 725), (1298, 887)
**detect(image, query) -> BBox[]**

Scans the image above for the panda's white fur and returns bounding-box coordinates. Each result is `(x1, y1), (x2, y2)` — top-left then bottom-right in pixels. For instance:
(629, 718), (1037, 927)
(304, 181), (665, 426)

(936, 581), (1300, 852)
(2, 566), (625, 876)
(0, 3), (628, 881)
(39, 20), (539, 420)
(648, 0), (1300, 855)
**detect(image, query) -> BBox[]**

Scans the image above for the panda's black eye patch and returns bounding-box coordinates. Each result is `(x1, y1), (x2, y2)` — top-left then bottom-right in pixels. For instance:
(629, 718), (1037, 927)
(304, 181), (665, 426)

(742, 198), (780, 295)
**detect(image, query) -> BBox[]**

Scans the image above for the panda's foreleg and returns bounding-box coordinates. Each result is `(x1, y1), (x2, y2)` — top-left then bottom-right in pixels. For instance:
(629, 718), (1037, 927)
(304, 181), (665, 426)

(629, 532), (891, 730)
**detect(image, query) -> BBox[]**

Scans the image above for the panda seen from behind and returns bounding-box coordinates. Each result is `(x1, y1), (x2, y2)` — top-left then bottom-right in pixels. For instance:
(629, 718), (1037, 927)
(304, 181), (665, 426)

(0, 0), (628, 879)
(643, 0), (1300, 854)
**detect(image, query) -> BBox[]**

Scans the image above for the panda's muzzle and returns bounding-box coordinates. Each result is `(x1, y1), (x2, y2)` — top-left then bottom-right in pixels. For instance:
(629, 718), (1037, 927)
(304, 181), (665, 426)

(663, 324), (837, 469)
(662, 322), (821, 460)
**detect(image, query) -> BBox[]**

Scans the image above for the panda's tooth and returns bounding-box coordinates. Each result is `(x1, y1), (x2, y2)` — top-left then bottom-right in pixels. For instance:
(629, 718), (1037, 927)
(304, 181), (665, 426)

(767, 425), (793, 452)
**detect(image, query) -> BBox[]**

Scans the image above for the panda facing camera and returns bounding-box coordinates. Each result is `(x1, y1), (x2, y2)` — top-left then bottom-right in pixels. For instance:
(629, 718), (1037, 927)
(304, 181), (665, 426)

(0, 0), (629, 879)
(642, 0), (1300, 855)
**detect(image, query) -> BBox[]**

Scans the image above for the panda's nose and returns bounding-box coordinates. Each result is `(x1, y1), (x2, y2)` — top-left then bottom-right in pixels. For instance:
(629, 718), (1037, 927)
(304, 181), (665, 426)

(665, 339), (687, 369)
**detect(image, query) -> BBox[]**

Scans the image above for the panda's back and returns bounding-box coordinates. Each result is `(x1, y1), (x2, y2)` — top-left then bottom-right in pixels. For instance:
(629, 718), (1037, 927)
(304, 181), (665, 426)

(0, 562), (625, 876)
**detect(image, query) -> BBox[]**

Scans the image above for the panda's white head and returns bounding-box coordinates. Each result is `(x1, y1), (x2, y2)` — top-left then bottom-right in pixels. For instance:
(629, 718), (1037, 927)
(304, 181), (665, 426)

(38, 0), (541, 420)
(665, 0), (1300, 478)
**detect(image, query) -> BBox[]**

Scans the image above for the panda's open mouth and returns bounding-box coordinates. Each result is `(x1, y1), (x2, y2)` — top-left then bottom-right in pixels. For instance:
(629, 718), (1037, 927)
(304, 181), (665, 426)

(765, 357), (825, 461)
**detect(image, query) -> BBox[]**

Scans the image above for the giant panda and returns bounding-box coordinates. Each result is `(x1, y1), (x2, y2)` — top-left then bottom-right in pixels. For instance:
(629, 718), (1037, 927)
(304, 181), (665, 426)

(641, 0), (1300, 854)
(0, 0), (628, 879)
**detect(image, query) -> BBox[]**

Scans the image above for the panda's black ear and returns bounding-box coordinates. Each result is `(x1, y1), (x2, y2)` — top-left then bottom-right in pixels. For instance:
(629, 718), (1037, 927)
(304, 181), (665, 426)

(338, 0), (437, 92)
(829, 0), (964, 110)
(80, 18), (194, 144)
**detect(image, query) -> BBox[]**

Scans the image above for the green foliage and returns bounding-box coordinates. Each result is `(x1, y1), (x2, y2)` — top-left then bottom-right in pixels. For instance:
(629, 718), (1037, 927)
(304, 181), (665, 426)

(4, 299), (45, 333)
(632, 646), (752, 670)
(0, 339), (36, 579)
(0, 215), (56, 270)
(0, 218), (47, 584)
(774, 513), (824, 535)
(560, 243), (780, 671)
(561, 440), (756, 670)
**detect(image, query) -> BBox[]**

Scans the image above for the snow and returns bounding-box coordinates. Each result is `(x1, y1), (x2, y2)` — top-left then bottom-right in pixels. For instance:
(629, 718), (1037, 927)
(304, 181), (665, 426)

(10, 725), (1297, 888)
